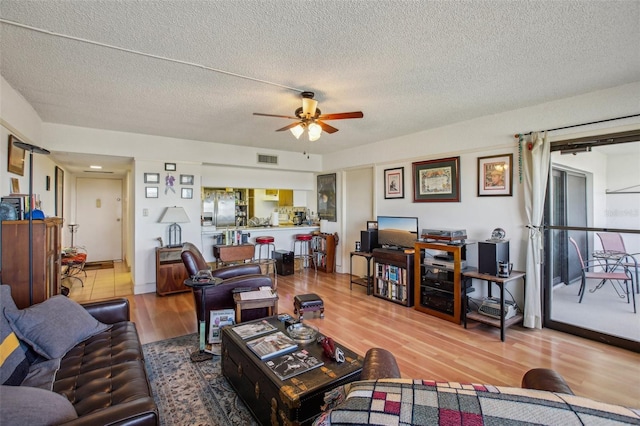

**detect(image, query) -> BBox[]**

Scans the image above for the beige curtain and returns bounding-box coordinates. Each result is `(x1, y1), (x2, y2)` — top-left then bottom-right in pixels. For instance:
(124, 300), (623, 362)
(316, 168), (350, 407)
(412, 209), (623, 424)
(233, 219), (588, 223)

(522, 132), (550, 329)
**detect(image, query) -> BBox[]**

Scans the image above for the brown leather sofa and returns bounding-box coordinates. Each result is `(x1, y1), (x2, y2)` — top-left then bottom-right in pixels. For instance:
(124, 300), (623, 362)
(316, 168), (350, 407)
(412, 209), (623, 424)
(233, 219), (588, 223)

(361, 347), (574, 393)
(1, 297), (157, 426)
(181, 243), (274, 331)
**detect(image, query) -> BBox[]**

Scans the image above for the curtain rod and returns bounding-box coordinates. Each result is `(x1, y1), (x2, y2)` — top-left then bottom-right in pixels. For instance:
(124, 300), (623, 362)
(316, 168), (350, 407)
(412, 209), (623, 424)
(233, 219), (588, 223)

(514, 113), (640, 138)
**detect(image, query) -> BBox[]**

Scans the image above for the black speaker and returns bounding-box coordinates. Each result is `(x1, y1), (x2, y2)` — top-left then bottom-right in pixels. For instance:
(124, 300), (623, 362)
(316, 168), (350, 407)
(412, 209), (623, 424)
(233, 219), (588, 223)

(274, 250), (294, 276)
(360, 230), (378, 253)
(478, 241), (509, 276)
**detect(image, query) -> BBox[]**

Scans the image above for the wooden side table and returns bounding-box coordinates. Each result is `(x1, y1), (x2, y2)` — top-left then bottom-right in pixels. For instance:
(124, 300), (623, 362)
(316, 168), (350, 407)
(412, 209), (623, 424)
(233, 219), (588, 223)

(233, 291), (278, 324)
(462, 270), (525, 341)
(213, 243), (255, 267)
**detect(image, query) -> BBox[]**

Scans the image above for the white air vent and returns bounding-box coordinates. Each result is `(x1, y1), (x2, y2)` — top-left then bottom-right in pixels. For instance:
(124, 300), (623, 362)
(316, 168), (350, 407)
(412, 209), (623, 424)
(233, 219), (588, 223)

(83, 170), (114, 173)
(257, 154), (278, 165)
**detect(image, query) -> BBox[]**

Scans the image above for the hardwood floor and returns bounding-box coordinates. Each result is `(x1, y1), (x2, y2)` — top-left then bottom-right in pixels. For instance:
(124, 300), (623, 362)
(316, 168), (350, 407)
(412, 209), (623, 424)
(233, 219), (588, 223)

(72, 265), (640, 409)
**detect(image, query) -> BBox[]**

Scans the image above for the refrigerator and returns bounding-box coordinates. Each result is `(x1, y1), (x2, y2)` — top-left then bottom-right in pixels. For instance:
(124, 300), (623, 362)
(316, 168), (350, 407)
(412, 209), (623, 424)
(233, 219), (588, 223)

(202, 190), (236, 227)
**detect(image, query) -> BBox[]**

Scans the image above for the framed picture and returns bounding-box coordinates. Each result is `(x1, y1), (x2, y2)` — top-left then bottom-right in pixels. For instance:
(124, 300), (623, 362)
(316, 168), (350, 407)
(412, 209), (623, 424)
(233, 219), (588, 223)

(317, 173), (337, 222)
(180, 174), (194, 185)
(144, 172), (160, 183)
(7, 135), (25, 176)
(10, 178), (20, 194)
(367, 220), (378, 230)
(145, 187), (158, 198)
(181, 187), (193, 199)
(55, 166), (64, 217)
(384, 167), (404, 199)
(412, 156), (460, 202)
(478, 154), (513, 197)
(164, 163), (176, 171)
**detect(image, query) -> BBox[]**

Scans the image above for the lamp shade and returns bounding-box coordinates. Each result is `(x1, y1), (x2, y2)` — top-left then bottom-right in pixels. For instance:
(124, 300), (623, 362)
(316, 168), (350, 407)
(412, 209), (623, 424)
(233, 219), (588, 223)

(159, 206), (190, 223)
(290, 124), (304, 139)
(308, 122), (322, 141)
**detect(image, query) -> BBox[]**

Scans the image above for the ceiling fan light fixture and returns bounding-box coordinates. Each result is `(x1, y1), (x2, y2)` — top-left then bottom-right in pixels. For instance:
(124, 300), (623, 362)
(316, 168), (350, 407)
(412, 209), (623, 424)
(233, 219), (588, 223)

(302, 98), (318, 117)
(308, 122), (322, 141)
(290, 124), (304, 139)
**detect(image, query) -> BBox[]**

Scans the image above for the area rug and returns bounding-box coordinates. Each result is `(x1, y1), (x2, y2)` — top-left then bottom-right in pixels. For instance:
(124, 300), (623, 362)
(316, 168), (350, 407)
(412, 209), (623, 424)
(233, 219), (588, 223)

(84, 260), (114, 270)
(142, 333), (258, 426)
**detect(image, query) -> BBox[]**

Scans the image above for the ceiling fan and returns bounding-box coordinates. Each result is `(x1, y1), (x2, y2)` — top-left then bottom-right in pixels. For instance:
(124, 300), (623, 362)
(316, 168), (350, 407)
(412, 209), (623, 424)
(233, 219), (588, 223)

(253, 91), (363, 141)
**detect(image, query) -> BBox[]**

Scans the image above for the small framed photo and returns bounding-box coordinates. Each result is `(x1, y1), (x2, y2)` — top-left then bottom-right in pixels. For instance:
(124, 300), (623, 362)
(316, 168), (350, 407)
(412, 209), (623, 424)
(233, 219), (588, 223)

(145, 187), (159, 198)
(11, 178), (20, 193)
(367, 221), (378, 230)
(384, 167), (404, 199)
(477, 154), (513, 197)
(164, 163), (176, 171)
(144, 172), (160, 184)
(181, 188), (193, 199)
(413, 156), (460, 202)
(180, 174), (194, 185)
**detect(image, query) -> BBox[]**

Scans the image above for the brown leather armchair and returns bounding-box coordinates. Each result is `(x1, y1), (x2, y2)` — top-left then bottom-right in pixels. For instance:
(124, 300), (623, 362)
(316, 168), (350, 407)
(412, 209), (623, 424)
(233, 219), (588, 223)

(181, 242), (274, 330)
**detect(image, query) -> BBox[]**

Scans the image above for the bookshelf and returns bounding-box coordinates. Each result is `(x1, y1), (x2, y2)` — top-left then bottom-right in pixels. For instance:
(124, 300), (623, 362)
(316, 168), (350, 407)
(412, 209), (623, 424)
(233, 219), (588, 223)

(311, 233), (337, 273)
(372, 248), (414, 306)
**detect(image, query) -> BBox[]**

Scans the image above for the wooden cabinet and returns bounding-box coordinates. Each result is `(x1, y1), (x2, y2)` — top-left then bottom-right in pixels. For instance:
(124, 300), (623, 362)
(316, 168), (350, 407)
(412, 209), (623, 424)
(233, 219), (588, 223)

(372, 248), (414, 306)
(1, 218), (62, 308)
(312, 233), (337, 273)
(278, 190), (293, 207)
(156, 247), (190, 296)
(414, 241), (466, 324)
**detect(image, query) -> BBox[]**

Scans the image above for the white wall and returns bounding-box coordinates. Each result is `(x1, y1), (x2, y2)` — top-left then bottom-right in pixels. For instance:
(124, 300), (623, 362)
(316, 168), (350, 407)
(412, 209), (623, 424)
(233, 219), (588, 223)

(0, 76), (64, 235)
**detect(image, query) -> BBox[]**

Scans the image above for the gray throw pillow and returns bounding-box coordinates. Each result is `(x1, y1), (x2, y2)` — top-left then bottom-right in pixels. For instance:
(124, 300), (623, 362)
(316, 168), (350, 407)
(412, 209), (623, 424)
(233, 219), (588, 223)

(0, 285), (29, 385)
(5, 295), (111, 359)
(0, 385), (78, 425)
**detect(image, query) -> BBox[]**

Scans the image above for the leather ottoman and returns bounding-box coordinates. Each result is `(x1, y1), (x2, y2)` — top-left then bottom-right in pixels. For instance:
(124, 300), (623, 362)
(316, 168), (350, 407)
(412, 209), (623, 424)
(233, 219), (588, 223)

(293, 293), (324, 320)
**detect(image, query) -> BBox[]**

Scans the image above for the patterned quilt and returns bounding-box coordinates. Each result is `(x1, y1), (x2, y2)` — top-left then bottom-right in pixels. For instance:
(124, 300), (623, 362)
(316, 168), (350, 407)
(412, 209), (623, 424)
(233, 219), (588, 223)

(313, 379), (640, 425)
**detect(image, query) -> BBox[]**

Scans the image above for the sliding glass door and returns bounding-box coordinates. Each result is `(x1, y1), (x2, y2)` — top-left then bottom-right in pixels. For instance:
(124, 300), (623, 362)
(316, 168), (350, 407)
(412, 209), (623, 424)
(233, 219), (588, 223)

(543, 137), (640, 352)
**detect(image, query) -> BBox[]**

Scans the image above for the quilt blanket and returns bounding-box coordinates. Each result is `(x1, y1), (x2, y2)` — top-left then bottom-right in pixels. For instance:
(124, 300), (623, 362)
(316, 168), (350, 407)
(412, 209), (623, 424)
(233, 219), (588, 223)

(313, 379), (640, 425)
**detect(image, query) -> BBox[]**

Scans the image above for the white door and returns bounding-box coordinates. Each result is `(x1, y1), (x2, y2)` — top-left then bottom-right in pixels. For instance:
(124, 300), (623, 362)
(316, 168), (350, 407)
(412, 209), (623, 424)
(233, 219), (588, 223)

(345, 167), (374, 276)
(75, 178), (123, 262)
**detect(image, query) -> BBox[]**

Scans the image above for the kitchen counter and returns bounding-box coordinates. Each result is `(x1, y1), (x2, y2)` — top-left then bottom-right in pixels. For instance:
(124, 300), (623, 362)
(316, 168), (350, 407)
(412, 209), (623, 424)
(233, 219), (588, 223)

(200, 224), (320, 262)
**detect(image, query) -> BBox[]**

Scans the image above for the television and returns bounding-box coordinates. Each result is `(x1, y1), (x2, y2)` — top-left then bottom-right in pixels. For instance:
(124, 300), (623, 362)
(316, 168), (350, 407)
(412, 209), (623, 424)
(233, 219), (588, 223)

(377, 216), (419, 249)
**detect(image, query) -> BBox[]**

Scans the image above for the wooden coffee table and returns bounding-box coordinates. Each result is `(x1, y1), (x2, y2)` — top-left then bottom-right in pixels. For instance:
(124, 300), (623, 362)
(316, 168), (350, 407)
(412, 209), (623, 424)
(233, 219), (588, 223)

(221, 316), (363, 426)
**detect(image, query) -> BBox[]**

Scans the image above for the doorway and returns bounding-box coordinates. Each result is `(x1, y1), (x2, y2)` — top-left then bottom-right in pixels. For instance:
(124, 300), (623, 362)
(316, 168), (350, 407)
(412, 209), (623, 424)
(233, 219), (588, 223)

(75, 178), (123, 262)
(344, 167), (374, 277)
(543, 137), (640, 351)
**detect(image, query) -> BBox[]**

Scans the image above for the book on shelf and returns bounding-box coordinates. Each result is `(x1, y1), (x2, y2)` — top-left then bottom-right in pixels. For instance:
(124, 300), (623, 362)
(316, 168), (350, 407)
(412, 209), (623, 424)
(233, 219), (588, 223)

(208, 309), (235, 344)
(264, 349), (324, 381)
(246, 331), (298, 360)
(232, 319), (276, 340)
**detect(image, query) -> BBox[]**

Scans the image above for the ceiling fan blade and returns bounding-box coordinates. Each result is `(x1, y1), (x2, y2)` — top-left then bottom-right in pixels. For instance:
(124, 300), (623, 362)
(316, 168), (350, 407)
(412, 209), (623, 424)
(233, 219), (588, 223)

(317, 120), (339, 134)
(275, 122), (303, 132)
(253, 112), (299, 119)
(317, 111), (364, 120)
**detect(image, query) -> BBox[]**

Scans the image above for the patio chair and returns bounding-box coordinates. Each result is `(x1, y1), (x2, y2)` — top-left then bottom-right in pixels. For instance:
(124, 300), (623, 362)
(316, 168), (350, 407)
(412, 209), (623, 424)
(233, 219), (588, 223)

(596, 232), (639, 294)
(569, 237), (635, 313)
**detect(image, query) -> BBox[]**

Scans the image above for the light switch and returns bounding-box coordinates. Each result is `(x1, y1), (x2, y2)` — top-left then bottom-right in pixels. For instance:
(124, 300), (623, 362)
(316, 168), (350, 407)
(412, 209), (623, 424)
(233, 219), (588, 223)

(143, 208), (149, 217)
(96, 199), (101, 208)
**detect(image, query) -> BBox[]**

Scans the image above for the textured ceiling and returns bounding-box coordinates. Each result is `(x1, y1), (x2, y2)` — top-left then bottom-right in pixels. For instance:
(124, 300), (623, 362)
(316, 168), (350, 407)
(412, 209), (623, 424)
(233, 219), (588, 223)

(1, 0), (639, 161)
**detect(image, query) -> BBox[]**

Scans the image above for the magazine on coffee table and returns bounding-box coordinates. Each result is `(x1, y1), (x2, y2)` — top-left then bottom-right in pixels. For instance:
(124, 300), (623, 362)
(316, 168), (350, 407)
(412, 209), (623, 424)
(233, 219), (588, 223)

(264, 349), (324, 381)
(232, 319), (276, 340)
(246, 331), (298, 360)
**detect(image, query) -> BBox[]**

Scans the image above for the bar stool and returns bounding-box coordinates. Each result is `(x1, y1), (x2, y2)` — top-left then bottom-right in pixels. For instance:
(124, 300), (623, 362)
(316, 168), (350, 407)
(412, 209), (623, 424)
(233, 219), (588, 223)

(254, 236), (277, 283)
(293, 234), (316, 272)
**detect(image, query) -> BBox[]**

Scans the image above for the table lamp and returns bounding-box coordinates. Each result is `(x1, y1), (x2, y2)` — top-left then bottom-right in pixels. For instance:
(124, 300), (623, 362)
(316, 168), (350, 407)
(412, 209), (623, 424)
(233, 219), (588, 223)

(159, 206), (190, 247)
